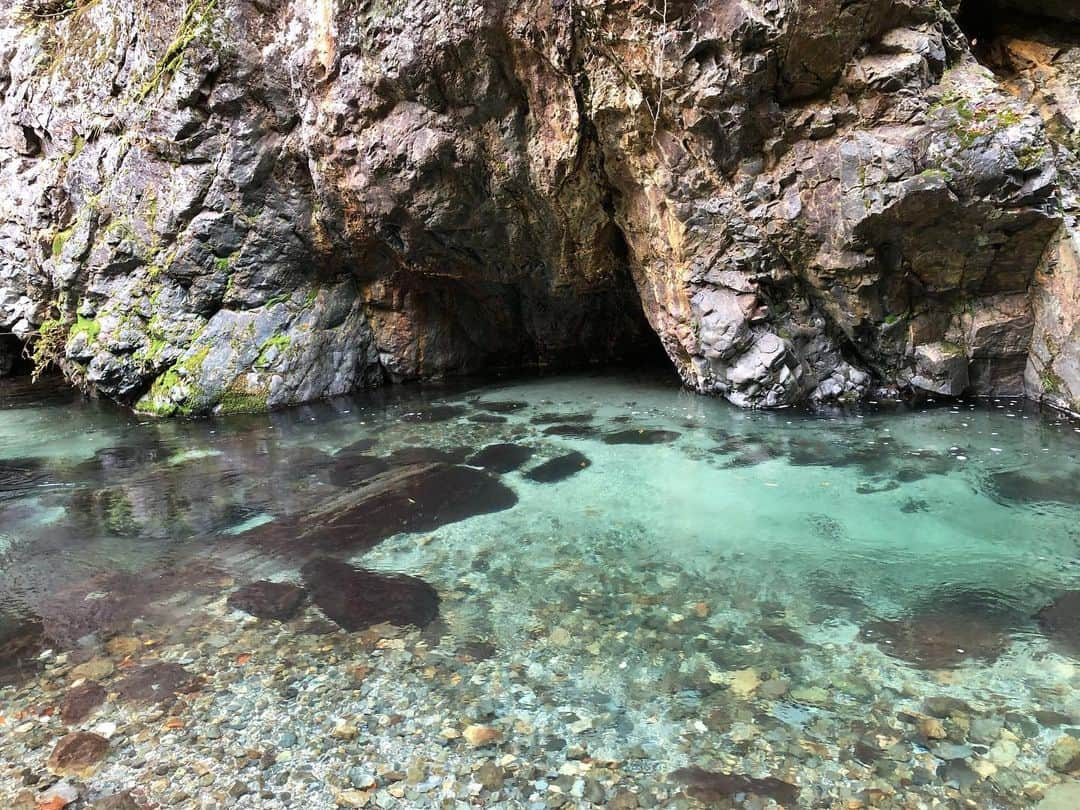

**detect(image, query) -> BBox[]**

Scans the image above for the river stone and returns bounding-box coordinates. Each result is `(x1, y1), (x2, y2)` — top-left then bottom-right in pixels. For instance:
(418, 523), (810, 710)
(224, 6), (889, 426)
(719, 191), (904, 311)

(277, 463), (517, 554)
(602, 429), (680, 445)
(0, 614), (45, 685)
(327, 454), (391, 487)
(671, 766), (799, 805)
(91, 791), (147, 809)
(467, 443), (534, 473)
(227, 581), (307, 621)
(542, 424), (600, 438)
(116, 662), (198, 704)
(1049, 735), (1080, 773)
(525, 452), (591, 483)
(301, 557), (439, 631)
(70, 657), (114, 681)
(61, 681), (107, 725)
(1035, 592), (1080, 654)
(47, 731), (109, 777)
(1038, 783), (1080, 810)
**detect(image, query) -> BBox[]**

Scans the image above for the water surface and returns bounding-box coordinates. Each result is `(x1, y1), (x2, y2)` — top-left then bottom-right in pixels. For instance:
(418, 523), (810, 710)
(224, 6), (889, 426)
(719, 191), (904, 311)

(2, 371), (1079, 808)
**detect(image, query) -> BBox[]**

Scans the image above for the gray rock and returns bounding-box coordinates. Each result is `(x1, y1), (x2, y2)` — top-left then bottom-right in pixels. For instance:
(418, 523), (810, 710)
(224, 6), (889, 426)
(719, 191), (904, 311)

(0, 0), (1075, 416)
(1049, 735), (1080, 773)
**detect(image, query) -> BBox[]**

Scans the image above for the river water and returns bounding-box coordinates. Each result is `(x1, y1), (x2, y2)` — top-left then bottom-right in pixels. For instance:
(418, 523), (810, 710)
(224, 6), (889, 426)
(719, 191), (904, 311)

(1, 370), (1079, 808)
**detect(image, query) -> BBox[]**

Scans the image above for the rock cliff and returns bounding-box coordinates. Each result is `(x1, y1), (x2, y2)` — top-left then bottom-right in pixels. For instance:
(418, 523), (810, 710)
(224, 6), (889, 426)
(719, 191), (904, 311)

(0, 0), (1077, 414)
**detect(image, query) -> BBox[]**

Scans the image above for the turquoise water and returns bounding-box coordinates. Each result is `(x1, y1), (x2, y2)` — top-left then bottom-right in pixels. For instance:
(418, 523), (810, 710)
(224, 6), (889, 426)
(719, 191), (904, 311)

(2, 370), (1079, 807)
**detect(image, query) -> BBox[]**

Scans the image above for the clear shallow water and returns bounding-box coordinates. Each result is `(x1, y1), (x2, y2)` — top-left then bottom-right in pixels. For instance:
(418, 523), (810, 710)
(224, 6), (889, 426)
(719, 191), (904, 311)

(2, 370), (1080, 808)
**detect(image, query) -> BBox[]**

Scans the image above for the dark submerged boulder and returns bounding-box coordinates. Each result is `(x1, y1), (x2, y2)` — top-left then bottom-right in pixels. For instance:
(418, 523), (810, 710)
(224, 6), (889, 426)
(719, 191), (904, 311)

(1035, 591), (1080, 655)
(602, 428), (680, 445)
(467, 443), (534, 473)
(524, 451), (591, 483)
(672, 766), (799, 805)
(227, 580), (307, 621)
(301, 557), (439, 631)
(61, 681), (108, 724)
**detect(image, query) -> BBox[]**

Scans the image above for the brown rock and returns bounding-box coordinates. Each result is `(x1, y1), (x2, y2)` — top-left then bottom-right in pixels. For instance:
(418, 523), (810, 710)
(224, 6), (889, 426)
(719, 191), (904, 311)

(104, 636), (141, 657)
(226, 580), (307, 621)
(116, 662), (197, 704)
(91, 791), (147, 810)
(70, 657), (114, 682)
(61, 681), (107, 725)
(47, 731), (109, 778)
(462, 725), (501, 747)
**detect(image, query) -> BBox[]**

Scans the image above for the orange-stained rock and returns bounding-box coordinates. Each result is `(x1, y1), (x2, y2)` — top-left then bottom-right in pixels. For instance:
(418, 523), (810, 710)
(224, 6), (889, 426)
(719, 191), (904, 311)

(47, 732), (109, 778)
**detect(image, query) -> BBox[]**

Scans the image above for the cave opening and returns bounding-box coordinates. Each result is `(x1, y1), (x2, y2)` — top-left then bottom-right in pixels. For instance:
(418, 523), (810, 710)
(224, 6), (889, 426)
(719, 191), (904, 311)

(956, 0), (1080, 67)
(956, 0), (1001, 53)
(0, 333), (31, 380)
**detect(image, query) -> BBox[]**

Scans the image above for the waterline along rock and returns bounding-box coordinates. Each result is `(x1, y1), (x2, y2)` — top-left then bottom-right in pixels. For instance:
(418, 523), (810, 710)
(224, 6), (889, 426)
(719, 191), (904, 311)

(1, 0), (1078, 414)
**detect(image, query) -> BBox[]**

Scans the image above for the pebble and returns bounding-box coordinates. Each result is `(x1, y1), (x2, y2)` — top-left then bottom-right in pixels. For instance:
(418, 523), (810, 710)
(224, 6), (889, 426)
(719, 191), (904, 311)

(463, 725), (501, 747)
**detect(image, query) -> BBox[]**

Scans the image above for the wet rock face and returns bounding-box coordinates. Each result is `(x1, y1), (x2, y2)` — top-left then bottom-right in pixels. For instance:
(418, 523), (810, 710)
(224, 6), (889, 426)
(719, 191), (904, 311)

(0, 1), (1076, 412)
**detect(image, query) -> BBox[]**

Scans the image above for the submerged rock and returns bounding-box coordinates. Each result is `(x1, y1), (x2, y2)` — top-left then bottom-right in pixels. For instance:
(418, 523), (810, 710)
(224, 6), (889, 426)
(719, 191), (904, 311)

(116, 662), (198, 704)
(1038, 782), (1080, 810)
(1048, 735), (1080, 773)
(0, 614), (45, 685)
(525, 452), (591, 483)
(47, 732), (109, 778)
(473, 400), (528, 413)
(991, 471), (1080, 505)
(860, 613), (1011, 669)
(1035, 591), (1080, 654)
(288, 463), (517, 553)
(227, 581), (307, 621)
(671, 766), (799, 805)
(61, 681), (108, 725)
(0, 457), (50, 502)
(327, 454), (391, 487)
(385, 446), (470, 465)
(602, 429), (680, 445)
(301, 557), (439, 631)
(400, 405), (467, 423)
(467, 443), (534, 473)
(542, 424), (600, 438)
(531, 413), (594, 425)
